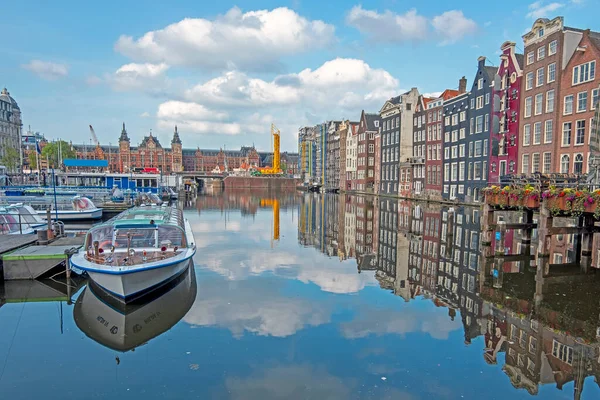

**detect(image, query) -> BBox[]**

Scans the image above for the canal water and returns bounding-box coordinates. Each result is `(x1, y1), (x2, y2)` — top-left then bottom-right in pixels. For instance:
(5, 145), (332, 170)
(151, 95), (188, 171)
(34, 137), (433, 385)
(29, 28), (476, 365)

(1, 191), (599, 399)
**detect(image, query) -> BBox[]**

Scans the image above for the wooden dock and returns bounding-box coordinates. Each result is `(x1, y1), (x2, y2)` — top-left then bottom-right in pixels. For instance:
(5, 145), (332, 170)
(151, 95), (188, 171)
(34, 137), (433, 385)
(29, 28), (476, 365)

(0, 234), (38, 256)
(0, 235), (85, 280)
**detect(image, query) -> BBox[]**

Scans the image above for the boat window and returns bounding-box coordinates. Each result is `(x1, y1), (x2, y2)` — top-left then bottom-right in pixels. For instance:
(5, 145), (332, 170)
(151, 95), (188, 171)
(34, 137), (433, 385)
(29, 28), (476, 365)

(16, 207), (37, 223)
(87, 225), (114, 249)
(151, 179), (157, 188)
(73, 197), (96, 211)
(158, 225), (184, 247)
(114, 228), (157, 248)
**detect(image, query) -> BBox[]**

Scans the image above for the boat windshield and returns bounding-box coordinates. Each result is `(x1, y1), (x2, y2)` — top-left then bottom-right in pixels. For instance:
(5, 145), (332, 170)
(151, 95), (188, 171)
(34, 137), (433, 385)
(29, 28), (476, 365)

(114, 228), (157, 248)
(73, 197), (96, 211)
(158, 225), (184, 247)
(0, 213), (32, 234)
(86, 225), (114, 250)
(14, 206), (39, 224)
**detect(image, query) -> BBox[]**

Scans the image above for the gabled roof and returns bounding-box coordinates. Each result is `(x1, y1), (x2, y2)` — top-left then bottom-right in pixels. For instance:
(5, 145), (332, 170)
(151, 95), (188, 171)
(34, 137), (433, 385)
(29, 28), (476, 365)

(515, 53), (525, 69)
(483, 66), (498, 81)
(440, 89), (460, 101)
(379, 95), (402, 114)
(588, 30), (600, 52)
(139, 134), (162, 148)
(363, 112), (380, 131)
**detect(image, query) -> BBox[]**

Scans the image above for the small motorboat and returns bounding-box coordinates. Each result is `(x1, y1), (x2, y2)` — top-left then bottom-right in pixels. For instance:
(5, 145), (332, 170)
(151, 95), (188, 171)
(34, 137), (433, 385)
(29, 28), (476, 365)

(0, 206), (35, 235)
(73, 263), (196, 352)
(70, 205), (196, 302)
(38, 196), (103, 221)
(5, 203), (47, 229)
(137, 192), (163, 206)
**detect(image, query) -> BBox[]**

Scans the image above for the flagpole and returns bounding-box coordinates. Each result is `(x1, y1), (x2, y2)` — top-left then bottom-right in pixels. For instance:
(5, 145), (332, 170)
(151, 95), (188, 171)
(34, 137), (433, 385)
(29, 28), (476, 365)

(36, 140), (41, 185)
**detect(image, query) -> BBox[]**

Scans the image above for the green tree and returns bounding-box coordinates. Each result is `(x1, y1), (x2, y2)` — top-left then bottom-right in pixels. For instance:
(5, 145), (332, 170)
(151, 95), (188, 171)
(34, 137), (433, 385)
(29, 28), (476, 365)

(41, 140), (76, 168)
(1, 147), (20, 173)
(28, 151), (37, 170)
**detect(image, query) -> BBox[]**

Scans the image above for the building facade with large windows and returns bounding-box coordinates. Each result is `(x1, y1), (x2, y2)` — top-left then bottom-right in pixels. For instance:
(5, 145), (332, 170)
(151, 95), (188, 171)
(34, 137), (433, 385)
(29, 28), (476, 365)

(0, 88), (23, 171)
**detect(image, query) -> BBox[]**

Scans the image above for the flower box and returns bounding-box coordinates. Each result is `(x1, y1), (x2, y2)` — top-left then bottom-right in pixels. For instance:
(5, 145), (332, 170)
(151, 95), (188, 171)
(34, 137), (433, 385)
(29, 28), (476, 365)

(524, 196), (540, 209)
(546, 196), (568, 212)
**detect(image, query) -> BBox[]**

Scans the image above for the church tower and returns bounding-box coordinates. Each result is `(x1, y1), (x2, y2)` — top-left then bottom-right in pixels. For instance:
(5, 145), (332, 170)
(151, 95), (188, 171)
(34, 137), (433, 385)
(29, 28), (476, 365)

(119, 122), (131, 172)
(171, 125), (182, 172)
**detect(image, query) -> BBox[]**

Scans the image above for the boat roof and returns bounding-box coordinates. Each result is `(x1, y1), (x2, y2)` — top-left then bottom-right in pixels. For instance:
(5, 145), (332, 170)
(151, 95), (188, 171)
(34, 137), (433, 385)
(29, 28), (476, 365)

(102, 206), (182, 229)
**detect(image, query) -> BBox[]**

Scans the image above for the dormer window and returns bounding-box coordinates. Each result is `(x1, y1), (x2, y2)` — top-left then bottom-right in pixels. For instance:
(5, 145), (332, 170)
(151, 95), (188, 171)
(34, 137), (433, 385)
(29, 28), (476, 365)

(374, 120), (379, 128)
(538, 28), (544, 38)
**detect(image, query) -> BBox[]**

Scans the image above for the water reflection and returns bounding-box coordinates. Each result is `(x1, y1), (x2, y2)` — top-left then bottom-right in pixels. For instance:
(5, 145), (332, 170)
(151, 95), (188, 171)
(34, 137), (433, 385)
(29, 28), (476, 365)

(74, 264), (196, 352)
(291, 192), (600, 398)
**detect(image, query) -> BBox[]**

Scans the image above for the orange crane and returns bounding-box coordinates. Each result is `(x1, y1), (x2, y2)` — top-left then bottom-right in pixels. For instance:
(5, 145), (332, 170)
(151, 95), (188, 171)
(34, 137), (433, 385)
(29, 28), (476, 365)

(254, 124), (282, 176)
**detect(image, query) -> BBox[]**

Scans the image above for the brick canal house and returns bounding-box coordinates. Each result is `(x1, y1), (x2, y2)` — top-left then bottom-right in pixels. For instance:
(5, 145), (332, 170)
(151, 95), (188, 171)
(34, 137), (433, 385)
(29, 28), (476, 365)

(412, 95), (430, 196)
(338, 120), (358, 192)
(518, 17), (583, 176)
(355, 110), (380, 192)
(558, 29), (600, 174)
(489, 41), (524, 183)
(424, 88), (460, 200)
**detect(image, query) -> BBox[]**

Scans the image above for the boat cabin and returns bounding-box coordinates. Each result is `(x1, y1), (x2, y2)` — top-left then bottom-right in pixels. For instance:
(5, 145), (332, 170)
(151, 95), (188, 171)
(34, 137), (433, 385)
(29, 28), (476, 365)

(83, 206), (186, 266)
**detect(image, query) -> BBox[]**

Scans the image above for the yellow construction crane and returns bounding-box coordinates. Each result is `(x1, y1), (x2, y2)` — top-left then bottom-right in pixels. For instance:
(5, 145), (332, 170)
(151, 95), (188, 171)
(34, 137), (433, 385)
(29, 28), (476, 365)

(255, 123), (282, 176)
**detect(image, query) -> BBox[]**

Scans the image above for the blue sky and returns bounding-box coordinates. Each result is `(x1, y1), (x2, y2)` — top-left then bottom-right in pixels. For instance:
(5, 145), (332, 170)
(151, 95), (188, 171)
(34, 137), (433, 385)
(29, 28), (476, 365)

(2, 0), (599, 152)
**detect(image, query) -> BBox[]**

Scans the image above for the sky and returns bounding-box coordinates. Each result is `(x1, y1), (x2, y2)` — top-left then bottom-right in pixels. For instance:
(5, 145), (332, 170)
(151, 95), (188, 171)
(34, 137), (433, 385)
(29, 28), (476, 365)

(2, 0), (599, 152)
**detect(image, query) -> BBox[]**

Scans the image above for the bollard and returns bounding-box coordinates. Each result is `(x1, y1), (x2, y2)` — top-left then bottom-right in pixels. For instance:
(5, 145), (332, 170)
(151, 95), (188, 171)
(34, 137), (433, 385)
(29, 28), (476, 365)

(18, 214), (22, 235)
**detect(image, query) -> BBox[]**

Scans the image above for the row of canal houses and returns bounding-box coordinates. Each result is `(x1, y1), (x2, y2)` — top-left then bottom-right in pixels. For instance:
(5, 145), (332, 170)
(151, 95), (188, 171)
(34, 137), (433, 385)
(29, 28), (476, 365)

(299, 192), (600, 398)
(298, 17), (600, 201)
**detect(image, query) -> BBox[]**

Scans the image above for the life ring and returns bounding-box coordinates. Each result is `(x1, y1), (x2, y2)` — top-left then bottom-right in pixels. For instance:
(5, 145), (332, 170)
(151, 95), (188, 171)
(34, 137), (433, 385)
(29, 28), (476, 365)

(76, 198), (87, 210)
(99, 240), (112, 250)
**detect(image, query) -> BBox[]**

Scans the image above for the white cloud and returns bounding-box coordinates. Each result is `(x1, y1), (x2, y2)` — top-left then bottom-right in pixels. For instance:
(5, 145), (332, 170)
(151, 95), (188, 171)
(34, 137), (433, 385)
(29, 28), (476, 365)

(140, 111), (150, 118)
(346, 6), (428, 42)
(109, 62), (169, 91)
(431, 10), (478, 45)
(526, 1), (565, 19)
(347, 6), (478, 45)
(114, 7), (335, 71)
(157, 100), (227, 121)
(157, 58), (400, 142)
(21, 60), (68, 81)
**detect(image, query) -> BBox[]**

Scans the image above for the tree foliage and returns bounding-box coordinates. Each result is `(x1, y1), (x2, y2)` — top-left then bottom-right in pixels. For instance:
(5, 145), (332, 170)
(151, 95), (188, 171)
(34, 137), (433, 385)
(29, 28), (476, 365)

(1, 147), (20, 172)
(41, 140), (76, 168)
(28, 151), (37, 170)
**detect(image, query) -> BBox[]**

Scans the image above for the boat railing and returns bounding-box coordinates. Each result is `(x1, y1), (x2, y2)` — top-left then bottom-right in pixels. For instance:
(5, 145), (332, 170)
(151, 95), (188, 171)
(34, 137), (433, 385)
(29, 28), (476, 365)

(0, 212), (41, 235)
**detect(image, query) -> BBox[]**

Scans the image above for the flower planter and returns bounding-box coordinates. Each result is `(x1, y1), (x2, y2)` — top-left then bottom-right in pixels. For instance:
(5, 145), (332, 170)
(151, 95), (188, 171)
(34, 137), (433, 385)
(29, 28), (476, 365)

(524, 196), (540, 209)
(584, 202), (597, 214)
(546, 196), (568, 212)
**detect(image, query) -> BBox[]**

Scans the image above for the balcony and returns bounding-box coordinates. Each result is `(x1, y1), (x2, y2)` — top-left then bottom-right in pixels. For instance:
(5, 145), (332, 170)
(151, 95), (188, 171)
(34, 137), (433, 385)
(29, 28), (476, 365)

(408, 157), (425, 165)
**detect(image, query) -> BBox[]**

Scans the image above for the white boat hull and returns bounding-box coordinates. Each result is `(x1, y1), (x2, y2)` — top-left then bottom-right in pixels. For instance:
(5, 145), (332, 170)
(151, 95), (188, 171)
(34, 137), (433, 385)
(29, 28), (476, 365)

(38, 208), (103, 220)
(86, 258), (192, 302)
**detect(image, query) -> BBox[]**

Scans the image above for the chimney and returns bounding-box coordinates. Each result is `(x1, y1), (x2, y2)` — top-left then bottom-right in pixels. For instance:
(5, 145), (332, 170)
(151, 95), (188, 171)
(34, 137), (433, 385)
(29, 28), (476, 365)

(459, 76), (467, 94)
(478, 56), (486, 68)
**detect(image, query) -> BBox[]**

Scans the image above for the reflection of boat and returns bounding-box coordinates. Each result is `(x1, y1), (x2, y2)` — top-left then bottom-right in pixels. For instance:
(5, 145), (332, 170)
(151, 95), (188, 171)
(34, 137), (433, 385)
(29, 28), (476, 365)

(70, 205), (196, 302)
(37, 196), (103, 221)
(73, 263), (196, 352)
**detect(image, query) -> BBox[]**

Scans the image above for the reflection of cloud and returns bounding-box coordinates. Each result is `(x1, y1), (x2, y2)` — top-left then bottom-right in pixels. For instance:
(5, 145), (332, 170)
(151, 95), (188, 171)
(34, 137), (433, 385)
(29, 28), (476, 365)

(184, 279), (330, 338)
(226, 365), (351, 400)
(341, 307), (461, 340)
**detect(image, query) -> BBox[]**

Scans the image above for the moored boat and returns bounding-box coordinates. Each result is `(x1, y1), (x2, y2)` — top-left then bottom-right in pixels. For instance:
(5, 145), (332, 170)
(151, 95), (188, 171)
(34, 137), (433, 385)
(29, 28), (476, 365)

(37, 196), (103, 221)
(0, 206), (35, 234)
(70, 205), (196, 302)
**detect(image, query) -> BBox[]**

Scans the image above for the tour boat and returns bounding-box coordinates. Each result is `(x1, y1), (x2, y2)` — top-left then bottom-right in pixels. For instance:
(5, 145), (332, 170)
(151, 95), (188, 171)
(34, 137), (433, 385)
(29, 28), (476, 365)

(73, 263), (196, 352)
(37, 196), (103, 221)
(70, 205), (196, 302)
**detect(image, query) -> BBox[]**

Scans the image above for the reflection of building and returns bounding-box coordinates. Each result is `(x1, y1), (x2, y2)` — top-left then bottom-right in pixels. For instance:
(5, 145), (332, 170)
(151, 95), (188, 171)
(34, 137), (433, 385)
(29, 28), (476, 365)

(0, 88), (23, 171)
(377, 198), (398, 277)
